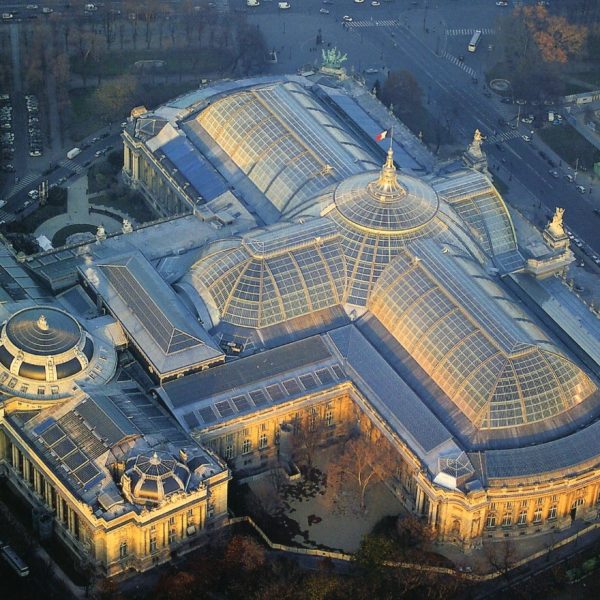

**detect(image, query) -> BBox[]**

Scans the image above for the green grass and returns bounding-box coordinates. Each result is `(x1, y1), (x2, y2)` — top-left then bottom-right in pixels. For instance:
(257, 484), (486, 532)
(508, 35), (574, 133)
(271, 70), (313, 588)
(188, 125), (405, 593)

(71, 47), (233, 78)
(67, 88), (101, 142)
(52, 224), (97, 247)
(538, 123), (600, 170)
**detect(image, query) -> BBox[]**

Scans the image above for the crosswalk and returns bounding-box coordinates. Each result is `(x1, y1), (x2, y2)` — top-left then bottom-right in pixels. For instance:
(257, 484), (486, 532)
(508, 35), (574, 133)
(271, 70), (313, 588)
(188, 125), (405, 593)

(0, 209), (16, 224)
(58, 158), (84, 174)
(442, 52), (477, 77)
(5, 172), (39, 199)
(446, 27), (495, 36)
(347, 19), (399, 28)
(486, 129), (521, 144)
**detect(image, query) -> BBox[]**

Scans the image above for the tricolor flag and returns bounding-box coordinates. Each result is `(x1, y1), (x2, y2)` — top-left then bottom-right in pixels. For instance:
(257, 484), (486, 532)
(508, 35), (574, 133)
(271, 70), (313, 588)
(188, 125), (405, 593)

(374, 130), (388, 142)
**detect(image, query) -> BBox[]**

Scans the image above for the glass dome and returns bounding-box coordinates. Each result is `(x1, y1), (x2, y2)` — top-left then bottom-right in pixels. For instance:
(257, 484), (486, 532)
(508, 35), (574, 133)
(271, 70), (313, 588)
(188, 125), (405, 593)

(332, 148), (439, 234)
(191, 219), (347, 329)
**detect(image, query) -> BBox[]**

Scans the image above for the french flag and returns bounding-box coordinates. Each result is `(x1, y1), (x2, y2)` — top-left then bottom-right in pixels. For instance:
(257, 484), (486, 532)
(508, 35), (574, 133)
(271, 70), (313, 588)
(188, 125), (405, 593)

(374, 130), (388, 142)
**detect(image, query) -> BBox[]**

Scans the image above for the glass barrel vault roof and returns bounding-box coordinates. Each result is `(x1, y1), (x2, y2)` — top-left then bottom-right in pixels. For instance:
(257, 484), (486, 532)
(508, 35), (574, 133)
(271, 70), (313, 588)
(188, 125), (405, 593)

(369, 247), (596, 430)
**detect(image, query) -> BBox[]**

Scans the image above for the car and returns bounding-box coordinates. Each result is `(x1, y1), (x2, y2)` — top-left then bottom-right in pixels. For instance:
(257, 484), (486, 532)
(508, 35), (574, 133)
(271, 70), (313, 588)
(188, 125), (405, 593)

(515, 98), (527, 105)
(496, 0), (508, 5)
(522, 135), (531, 142)
(57, 177), (67, 185)
(500, 97), (512, 104)
(342, 15), (353, 21)
(549, 170), (559, 178)
(365, 67), (379, 74)
(576, 185), (586, 194)
(26, 4), (39, 9)
(91, 136), (100, 143)
(371, 0), (380, 5)
(82, 160), (91, 168)
(319, 7), (329, 13)
(95, 150), (103, 157)
(565, 174), (574, 183)
(594, 209), (600, 218)
(278, 1), (290, 8)
(322, 0), (333, 4)
(2, 13), (14, 20)
(0, 200), (6, 208)
(521, 116), (534, 124)
(27, 190), (38, 199)
(575, 284), (585, 293)
(42, 7), (53, 13)
(458, 55), (464, 62)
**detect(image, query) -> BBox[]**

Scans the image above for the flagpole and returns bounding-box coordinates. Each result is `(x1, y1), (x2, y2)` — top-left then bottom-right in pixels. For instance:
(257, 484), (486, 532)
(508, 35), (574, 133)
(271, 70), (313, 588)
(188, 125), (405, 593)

(389, 126), (394, 151)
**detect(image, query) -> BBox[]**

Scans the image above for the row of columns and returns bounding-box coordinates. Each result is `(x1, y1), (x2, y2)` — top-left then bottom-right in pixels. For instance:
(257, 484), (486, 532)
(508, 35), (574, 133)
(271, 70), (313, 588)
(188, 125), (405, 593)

(8, 439), (80, 540)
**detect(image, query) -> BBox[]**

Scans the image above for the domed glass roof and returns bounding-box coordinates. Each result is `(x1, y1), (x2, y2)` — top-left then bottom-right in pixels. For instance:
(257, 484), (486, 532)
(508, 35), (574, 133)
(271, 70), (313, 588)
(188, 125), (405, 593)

(332, 148), (439, 234)
(122, 451), (190, 505)
(6, 307), (81, 356)
(191, 219), (347, 329)
(370, 249), (597, 430)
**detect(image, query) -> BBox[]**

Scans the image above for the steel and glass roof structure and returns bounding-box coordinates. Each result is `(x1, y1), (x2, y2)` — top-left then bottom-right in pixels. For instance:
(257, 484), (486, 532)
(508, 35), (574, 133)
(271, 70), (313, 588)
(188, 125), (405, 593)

(191, 81), (375, 215)
(191, 219), (347, 329)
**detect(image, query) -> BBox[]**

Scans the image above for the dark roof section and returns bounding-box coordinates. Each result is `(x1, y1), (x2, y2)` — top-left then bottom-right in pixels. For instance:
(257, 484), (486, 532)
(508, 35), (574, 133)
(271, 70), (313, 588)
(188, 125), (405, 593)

(76, 394), (140, 447)
(327, 325), (454, 454)
(6, 307), (81, 356)
(162, 335), (332, 410)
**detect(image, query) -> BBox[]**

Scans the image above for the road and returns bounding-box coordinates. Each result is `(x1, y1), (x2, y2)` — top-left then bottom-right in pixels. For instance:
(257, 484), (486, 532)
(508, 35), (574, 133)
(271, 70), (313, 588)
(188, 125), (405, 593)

(244, 0), (600, 258)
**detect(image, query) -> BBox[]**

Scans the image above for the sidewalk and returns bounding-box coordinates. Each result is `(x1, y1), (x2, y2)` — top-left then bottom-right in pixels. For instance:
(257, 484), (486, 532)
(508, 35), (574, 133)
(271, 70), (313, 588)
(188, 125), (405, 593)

(34, 176), (122, 242)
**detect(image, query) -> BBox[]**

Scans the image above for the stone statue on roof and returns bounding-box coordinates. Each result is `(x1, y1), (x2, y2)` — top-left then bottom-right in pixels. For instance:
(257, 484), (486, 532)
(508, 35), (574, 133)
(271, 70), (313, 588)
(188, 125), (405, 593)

(548, 207), (565, 237)
(473, 129), (483, 144)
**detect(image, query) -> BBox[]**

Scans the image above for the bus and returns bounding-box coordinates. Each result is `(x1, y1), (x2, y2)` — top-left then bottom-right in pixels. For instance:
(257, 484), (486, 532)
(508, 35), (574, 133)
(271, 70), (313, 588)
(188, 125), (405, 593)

(468, 30), (482, 52)
(1, 544), (30, 577)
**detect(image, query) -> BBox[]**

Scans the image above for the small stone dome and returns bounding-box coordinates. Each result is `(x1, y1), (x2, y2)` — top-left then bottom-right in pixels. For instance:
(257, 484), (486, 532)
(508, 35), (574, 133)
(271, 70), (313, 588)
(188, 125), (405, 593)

(0, 306), (94, 382)
(121, 451), (190, 505)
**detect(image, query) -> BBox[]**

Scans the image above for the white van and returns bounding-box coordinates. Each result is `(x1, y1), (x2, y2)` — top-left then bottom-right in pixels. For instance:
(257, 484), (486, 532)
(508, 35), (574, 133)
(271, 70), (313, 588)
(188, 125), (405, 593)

(278, 1), (290, 8)
(247, 0), (260, 6)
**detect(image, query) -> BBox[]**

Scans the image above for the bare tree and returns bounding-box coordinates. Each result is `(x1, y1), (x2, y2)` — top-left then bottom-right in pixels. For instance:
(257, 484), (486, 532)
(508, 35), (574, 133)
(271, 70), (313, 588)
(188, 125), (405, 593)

(483, 539), (519, 581)
(328, 429), (396, 512)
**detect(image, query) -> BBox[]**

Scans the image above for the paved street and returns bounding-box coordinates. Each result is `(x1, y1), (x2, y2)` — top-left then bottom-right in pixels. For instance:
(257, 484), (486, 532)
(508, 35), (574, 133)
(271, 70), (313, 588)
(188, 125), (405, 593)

(242, 0), (600, 259)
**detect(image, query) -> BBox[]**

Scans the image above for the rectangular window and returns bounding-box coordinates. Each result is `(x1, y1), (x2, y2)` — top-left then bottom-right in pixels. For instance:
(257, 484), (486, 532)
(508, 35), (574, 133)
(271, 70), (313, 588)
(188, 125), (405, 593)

(518, 510), (527, 525)
(490, 503), (496, 510)
(485, 513), (496, 528)
(119, 541), (128, 558)
(261, 423), (267, 432)
(536, 498), (543, 506)
(521, 500), (528, 508)
(552, 495), (558, 503)
(168, 528), (176, 544)
(242, 439), (252, 455)
(168, 516), (175, 526)
(533, 508), (542, 523)
(548, 505), (557, 520)
(502, 513), (512, 527)
(325, 409), (334, 427)
(259, 433), (268, 449)
(224, 444), (234, 459)
(150, 537), (157, 553)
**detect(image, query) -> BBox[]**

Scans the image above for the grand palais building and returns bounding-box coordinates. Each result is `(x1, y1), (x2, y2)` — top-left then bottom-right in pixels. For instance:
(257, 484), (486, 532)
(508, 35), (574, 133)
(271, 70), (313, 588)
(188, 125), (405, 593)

(2, 70), (600, 575)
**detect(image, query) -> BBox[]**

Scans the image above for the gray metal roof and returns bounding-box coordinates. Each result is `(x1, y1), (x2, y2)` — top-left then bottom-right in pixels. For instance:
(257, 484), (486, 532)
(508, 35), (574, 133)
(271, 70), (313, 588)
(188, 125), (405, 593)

(80, 250), (223, 377)
(161, 335), (333, 410)
(326, 325), (454, 455)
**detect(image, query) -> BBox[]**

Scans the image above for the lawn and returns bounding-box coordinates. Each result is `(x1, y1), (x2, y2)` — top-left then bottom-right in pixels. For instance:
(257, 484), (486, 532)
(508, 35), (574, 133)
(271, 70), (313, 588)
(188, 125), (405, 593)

(52, 224), (97, 247)
(538, 123), (600, 170)
(90, 190), (157, 224)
